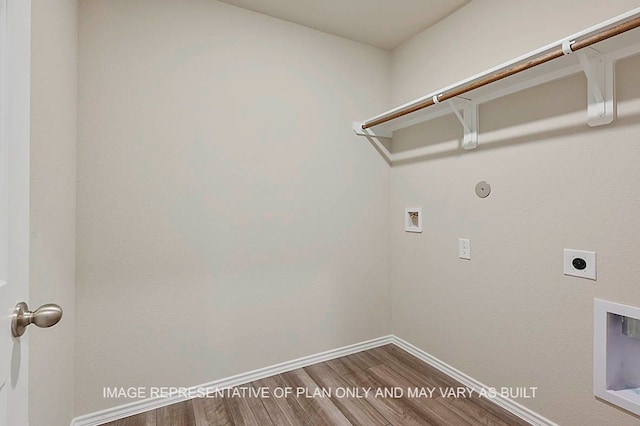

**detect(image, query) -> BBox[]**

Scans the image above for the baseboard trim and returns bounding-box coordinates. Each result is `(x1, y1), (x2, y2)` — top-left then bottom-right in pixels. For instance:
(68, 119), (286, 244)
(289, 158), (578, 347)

(70, 335), (394, 426)
(72, 334), (557, 426)
(390, 336), (558, 426)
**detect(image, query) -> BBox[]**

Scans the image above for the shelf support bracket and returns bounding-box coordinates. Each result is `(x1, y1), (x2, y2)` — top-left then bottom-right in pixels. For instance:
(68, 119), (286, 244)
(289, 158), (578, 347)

(578, 52), (614, 126)
(352, 121), (392, 139)
(564, 40), (614, 126)
(445, 100), (478, 150)
(352, 122), (392, 162)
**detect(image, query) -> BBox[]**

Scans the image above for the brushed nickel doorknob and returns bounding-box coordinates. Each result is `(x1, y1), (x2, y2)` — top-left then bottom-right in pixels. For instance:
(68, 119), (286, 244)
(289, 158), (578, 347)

(11, 302), (63, 337)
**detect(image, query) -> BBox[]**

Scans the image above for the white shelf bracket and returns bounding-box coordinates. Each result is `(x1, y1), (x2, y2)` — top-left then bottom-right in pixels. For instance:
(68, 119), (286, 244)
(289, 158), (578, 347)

(579, 52), (614, 126)
(352, 122), (393, 139)
(445, 100), (478, 150)
(564, 40), (615, 126)
(352, 122), (392, 162)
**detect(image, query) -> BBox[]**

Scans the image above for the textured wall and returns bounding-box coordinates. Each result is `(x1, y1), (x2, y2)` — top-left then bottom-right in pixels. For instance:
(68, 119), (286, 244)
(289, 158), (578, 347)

(76, 0), (391, 415)
(29, 0), (77, 425)
(390, 1), (640, 425)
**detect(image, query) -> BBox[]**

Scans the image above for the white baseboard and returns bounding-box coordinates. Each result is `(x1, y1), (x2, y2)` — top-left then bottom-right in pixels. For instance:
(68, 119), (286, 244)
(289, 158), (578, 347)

(70, 335), (394, 426)
(72, 334), (556, 426)
(390, 336), (558, 426)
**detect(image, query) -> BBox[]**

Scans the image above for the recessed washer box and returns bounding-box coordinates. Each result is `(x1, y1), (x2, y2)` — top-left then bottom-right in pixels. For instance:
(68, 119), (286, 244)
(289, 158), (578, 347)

(594, 299), (640, 416)
(405, 208), (422, 233)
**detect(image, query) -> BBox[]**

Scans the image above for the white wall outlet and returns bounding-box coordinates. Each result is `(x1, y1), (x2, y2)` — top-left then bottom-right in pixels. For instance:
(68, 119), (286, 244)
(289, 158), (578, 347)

(405, 208), (422, 233)
(459, 239), (471, 260)
(564, 249), (596, 280)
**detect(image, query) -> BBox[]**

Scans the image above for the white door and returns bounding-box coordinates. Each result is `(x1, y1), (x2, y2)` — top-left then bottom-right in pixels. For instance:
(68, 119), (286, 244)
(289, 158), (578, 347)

(0, 0), (30, 425)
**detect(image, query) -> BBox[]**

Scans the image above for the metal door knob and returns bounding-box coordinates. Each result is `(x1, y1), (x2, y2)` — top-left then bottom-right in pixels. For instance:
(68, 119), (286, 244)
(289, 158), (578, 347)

(11, 302), (63, 337)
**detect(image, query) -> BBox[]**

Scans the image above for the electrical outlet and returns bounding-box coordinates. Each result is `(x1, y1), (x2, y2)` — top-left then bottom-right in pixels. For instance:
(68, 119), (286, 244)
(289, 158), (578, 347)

(459, 239), (471, 260)
(564, 249), (596, 280)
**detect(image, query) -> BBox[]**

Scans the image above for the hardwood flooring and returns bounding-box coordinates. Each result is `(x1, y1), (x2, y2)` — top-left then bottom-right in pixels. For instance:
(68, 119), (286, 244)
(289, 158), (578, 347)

(101, 345), (530, 426)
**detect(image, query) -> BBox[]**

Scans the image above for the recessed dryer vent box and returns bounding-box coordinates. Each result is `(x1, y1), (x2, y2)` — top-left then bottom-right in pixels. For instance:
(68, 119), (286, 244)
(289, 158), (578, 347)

(405, 208), (422, 233)
(594, 299), (640, 416)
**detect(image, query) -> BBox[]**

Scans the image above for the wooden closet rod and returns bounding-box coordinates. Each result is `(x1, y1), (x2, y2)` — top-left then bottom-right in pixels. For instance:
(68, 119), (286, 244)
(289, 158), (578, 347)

(362, 16), (640, 130)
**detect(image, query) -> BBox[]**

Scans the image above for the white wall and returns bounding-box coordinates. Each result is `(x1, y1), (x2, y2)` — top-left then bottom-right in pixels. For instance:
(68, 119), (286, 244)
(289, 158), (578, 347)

(392, 0), (640, 105)
(390, 1), (640, 425)
(76, 0), (391, 415)
(29, 0), (77, 425)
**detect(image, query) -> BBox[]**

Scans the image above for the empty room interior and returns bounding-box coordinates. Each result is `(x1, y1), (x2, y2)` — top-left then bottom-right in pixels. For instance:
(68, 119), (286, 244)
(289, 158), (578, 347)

(11, 0), (640, 425)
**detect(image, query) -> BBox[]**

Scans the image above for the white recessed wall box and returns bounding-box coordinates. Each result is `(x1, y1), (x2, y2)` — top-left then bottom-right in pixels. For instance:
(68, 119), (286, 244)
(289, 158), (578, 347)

(405, 208), (422, 233)
(594, 299), (640, 416)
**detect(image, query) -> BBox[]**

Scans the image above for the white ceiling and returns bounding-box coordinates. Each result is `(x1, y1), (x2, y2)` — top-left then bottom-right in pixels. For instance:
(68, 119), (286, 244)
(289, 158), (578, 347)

(219, 0), (470, 50)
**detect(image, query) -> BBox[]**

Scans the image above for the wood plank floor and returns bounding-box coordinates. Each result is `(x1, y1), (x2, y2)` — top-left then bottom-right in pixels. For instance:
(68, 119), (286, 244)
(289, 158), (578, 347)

(101, 345), (530, 426)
